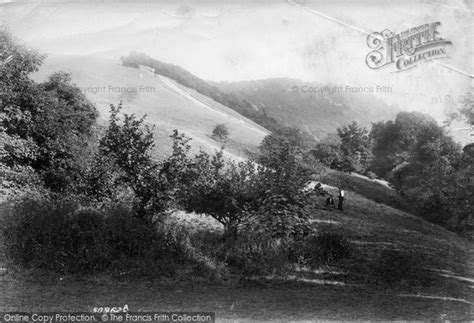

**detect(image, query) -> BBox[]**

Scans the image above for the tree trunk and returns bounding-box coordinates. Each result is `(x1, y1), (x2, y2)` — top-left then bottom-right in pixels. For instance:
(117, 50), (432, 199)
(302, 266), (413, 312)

(223, 220), (238, 243)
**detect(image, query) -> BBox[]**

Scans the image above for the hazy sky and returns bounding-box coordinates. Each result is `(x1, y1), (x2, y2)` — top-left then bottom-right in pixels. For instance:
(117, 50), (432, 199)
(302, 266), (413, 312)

(1, 0), (473, 122)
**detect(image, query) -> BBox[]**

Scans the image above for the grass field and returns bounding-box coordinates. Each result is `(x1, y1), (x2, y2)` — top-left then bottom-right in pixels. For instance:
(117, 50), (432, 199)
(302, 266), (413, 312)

(1, 181), (472, 320)
(0, 272), (471, 321)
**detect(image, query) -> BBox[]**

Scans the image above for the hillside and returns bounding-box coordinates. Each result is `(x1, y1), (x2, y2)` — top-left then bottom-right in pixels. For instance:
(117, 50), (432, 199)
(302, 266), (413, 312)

(1, 171), (472, 319)
(121, 52), (399, 139)
(218, 79), (399, 140)
(6, 52), (472, 321)
(31, 54), (270, 162)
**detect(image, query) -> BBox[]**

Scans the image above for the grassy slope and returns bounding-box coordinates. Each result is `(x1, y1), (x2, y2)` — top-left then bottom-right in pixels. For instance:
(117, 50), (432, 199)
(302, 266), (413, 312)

(319, 168), (412, 213)
(1, 174), (472, 320)
(31, 54), (269, 161)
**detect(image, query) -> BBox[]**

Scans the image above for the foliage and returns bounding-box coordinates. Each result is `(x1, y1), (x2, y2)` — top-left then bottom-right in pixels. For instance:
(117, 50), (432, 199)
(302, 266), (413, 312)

(91, 103), (180, 223)
(224, 232), (293, 276)
(311, 142), (343, 170)
(370, 112), (439, 178)
(1, 29), (98, 193)
(211, 124), (229, 141)
(259, 127), (314, 170)
(291, 230), (352, 266)
(337, 121), (371, 173)
(180, 151), (260, 240)
(2, 197), (196, 275)
(181, 128), (313, 241)
(0, 130), (42, 199)
(371, 111), (472, 235)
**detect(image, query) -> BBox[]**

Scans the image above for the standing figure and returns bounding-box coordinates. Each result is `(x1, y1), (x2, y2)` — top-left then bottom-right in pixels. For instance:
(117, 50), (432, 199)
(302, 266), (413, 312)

(338, 187), (345, 211)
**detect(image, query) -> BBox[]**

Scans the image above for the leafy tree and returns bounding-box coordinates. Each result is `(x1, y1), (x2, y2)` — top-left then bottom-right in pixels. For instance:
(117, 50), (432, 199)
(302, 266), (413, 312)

(180, 128), (313, 241)
(311, 142), (342, 170)
(259, 127), (315, 170)
(1, 29), (97, 193)
(211, 124), (229, 141)
(33, 72), (98, 191)
(0, 130), (41, 198)
(378, 112), (473, 234)
(1, 28), (43, 194)
(369, 112), (439, 178)
(337, 122), (371, 173)
(180, 152), (261, 240)
(96, 103), (162, 222)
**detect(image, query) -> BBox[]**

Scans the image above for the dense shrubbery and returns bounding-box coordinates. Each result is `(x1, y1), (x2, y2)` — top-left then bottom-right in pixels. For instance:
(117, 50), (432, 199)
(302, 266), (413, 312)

(2, 198), (196, 275)
(1, 30), (98, 196)
(2, 195), (353, 278)
(293, 230), (352, 266)
(216, 227), (352, 277)
(224, 233), (293, 276)
(371, 112), (473, 235)
(311, 122), (371, 174)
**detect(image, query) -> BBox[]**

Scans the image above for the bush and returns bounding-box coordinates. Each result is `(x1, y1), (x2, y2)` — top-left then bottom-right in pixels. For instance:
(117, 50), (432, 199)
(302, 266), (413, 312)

(2, 198), (195, 275)
(292, 230), (352, 266)
(211, 124), (229, 141)
(3, 199), (108, 273)
(103, 207), (158, 259)
(223, 232), (292, 276)
(122, 59), (140, 68)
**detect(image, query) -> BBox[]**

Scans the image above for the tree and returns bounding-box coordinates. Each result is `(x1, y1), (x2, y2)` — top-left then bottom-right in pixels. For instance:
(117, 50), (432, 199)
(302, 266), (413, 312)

(312, 142), (342, 170)
(181, 152), (261, 241)
(259, 127), (315, 170)
(337, 122), (371, 173)
(1, 29), (98, 193)
(96, 103), (161, 222)
(380, 112), (473, 234)
(180, 129), (313, 241)
(33, 72), (98, 191)
(370, 112), (442, 178)
(211, 124), (229, 141)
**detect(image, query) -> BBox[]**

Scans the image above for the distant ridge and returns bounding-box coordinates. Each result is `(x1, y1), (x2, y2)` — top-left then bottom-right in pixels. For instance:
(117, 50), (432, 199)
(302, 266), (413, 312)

(122, 52), (399, 139)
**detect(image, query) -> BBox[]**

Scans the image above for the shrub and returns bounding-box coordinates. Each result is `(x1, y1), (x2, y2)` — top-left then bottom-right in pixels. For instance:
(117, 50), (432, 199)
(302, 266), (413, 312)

(292, 230), (352, 266)
(122, 59), (139, 68)
(103, 206), (157, 259)
(223, 232), (292, 276)
(3, 199), (108, 273)
(2, 198), (195, 276)
(211, 124), (229, 141)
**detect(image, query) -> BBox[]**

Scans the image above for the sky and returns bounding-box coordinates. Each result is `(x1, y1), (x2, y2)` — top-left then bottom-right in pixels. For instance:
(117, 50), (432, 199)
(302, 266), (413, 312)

(1, 0), (473, 127)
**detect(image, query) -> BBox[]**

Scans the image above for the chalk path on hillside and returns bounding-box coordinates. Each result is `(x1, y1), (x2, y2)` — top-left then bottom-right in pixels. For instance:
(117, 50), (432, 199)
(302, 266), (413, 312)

(156, 74), (269, 136)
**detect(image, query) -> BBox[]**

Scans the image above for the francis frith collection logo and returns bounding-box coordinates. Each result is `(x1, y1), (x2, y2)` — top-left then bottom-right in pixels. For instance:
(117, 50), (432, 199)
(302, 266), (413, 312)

(366, 22), (451, 71)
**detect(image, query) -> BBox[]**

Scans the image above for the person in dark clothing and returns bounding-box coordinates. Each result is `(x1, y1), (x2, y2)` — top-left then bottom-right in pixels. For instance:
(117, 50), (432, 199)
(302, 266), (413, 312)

(326, 195), (335, 209)
(338, 187), (345, 211)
